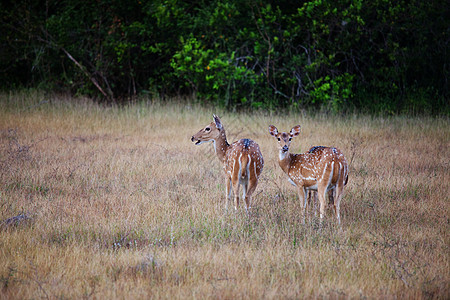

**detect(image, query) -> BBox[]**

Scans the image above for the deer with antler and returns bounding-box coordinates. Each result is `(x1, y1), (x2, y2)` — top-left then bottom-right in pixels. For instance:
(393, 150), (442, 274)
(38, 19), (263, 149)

(269, 125), (348, 224)
(191, 115), (264, 212)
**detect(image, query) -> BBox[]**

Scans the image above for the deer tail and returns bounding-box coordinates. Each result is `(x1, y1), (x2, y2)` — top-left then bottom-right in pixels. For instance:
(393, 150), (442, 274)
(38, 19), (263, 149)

(239, 153), (250, 180)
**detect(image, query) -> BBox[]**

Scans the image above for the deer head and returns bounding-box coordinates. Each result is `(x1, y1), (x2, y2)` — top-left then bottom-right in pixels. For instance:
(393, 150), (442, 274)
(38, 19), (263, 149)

(191, 115), (224, 145)
(269, 125), (301, 155)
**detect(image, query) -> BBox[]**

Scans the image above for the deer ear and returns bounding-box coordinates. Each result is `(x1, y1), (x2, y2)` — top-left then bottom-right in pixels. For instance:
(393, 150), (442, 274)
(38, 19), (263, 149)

(213, 114), (222, 129)
(268, 125), (278, 136)
(290, 125), (301, 137)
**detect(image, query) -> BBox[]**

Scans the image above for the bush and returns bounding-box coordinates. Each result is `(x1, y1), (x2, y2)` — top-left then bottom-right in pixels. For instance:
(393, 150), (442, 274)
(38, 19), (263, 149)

(0, 0), (448, 114)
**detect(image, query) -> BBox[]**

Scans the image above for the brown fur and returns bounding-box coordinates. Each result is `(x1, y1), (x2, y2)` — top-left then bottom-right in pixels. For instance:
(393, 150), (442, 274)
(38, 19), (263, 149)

(192, 115), (264, 212)
(269, 125), (348, 224)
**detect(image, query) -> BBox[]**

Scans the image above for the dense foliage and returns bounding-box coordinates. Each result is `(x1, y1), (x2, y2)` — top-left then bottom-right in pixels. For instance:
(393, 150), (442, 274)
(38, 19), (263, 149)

(1, 0), (448, 113)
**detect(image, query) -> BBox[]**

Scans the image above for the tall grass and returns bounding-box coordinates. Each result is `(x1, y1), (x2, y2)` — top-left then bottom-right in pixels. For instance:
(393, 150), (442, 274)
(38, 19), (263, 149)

(0, 91), (449, 299)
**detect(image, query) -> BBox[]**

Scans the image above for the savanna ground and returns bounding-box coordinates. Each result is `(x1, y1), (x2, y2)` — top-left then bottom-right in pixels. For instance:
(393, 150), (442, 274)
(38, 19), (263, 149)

(0, 91), (449, 299)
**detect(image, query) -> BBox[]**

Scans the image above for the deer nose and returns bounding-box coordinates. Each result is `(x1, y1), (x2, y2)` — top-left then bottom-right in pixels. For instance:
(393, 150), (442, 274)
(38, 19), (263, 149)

(282, 145), (289, 152)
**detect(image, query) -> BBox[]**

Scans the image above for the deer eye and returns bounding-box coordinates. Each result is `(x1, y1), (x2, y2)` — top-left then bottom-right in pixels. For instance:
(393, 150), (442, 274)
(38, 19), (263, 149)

(277, 138), (280, 141)
(205, 127), (210, 132)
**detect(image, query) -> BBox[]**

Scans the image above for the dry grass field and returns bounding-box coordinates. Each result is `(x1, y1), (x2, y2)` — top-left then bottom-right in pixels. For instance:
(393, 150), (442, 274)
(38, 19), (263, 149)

(0, 91), (449, 299)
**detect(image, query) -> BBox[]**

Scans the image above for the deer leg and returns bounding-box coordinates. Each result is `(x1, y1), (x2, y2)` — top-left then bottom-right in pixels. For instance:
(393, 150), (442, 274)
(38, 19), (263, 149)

(315, 191), (319, 217)
(242, 181), (248, 213)
(333, 188), (342, 225)
(317, 186), (328, 222)
(334, 173), (346, 225)
(297, 187), (307, 224)
(225, 177), (232, 211)
(232, 179), (240, 210)
(306, 191), (312, 217)
(244, 177), (258, 214)
(335, 200), (341, 225)
(318, 162), (335, 221)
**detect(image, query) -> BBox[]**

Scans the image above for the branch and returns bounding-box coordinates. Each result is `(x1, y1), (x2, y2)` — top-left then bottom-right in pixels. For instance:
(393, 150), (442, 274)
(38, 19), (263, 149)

(38, 27), (112, 99)
(59, 47), (109, 98)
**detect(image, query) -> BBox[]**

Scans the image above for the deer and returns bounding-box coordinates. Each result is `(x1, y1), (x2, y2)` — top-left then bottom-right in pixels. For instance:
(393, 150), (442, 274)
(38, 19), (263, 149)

(191, 115), (264, 213)
(269, 125), (348, 224)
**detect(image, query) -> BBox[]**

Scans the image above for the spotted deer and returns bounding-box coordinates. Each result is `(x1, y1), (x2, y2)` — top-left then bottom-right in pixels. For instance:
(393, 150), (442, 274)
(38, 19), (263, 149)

(191, 115), (264, 212)
(269, 125), (348, 224)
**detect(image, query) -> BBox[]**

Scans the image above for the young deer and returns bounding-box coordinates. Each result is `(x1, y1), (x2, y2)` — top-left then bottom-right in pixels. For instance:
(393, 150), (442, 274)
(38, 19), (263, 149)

(191, 115), (264, 212)
(269, 125), (348, 224)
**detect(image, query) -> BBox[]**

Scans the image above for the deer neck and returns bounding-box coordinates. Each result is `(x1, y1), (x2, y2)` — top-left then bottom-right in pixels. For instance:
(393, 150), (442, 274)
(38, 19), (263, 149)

(278, 150), (293, 174)
(213, 131), (230, 163)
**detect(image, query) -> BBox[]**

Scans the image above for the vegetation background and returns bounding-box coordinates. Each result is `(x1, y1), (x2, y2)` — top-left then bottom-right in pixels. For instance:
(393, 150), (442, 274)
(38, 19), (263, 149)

(1, 0), (449, 298)
(0, 92), (449, 298)
(1, 0), (448, 114)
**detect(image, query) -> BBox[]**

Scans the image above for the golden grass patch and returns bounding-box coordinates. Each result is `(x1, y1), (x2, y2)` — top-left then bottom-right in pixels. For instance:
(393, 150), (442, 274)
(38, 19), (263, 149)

(1, 91), (449, 298)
